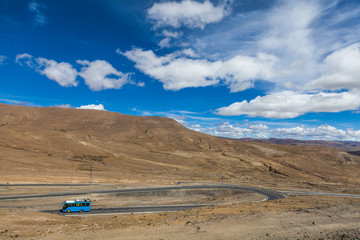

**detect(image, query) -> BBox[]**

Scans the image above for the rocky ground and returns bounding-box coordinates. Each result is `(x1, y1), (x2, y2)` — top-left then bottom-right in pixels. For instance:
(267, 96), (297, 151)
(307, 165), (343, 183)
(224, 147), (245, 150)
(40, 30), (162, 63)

(1, 185), (360, 240)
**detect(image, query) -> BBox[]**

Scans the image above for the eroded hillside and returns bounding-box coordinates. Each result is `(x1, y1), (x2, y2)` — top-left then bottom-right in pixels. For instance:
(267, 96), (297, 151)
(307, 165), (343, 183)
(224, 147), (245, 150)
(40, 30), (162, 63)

(1, 103), (360, 190)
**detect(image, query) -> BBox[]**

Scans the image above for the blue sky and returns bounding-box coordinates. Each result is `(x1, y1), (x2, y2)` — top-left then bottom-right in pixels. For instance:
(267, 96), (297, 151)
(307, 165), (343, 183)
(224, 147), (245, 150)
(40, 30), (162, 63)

(1, 0), (360, 141)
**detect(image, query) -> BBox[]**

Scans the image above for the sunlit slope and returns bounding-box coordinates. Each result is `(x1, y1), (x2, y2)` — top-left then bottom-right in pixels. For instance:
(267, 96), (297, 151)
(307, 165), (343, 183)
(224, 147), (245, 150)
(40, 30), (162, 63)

(1, 103), (360, 189)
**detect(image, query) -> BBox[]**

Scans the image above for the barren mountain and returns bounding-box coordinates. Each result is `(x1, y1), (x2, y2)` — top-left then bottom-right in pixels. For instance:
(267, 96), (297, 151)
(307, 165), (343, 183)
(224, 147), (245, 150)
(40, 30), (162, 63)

(1, 103), (360, 190)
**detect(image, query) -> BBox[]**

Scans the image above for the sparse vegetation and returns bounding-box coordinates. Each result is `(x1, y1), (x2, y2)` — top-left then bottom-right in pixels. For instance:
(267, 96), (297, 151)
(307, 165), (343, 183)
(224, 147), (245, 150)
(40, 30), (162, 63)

(1, 103), (360, 239)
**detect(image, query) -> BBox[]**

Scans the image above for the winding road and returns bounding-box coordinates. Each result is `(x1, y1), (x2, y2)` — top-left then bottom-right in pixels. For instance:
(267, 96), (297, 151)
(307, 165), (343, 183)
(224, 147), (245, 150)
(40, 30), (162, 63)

(0, 184), (284, 201)
(1, 183), (359, 215)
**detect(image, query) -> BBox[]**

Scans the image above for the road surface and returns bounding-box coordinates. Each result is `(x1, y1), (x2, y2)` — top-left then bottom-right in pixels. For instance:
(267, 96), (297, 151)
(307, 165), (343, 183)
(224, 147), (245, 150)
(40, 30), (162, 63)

(0, 184), (285, 201)
(2, 184), (360, 215)
(42, 204), (213, 215)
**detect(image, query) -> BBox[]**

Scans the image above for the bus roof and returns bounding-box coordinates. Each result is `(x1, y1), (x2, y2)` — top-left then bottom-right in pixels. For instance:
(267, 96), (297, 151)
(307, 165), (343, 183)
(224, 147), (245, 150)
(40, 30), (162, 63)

(63, 199), (91, 204)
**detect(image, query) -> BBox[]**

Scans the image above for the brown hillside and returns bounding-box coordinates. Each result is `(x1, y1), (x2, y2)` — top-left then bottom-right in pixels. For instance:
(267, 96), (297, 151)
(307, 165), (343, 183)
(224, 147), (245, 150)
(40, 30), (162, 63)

(1, 103), (360, 190)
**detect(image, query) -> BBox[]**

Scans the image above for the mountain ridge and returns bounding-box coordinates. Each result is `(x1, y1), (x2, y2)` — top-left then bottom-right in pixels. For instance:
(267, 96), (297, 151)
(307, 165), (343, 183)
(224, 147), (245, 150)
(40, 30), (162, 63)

(1, 103), (360, 191)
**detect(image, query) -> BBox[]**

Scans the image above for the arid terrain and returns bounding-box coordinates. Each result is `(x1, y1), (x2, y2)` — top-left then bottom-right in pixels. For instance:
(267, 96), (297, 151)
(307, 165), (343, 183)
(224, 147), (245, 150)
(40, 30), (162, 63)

(1, 103), (360, 239)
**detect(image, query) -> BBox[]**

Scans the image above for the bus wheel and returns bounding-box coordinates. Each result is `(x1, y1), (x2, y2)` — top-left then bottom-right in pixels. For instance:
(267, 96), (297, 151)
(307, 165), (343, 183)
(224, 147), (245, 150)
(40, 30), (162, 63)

(80, 210), (83, 213)
(67, 209), (70, 213)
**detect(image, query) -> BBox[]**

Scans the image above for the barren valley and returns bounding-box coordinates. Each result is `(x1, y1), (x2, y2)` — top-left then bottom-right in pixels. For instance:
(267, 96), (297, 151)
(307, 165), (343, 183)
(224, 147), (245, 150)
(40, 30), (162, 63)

(1, 103), (360, 239)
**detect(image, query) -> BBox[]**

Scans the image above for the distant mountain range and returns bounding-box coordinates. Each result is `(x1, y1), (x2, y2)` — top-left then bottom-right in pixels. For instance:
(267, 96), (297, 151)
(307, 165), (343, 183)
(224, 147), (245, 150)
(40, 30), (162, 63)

(237, 138), (360, 154)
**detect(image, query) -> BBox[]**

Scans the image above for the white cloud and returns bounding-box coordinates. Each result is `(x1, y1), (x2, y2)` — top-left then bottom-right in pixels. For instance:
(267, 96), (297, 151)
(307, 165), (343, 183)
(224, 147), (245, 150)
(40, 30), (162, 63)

(249, 124), (269, 130)
(147, 0), (229, 29)
(256, 0), (322, 86)
(121, 48), (277, 91)
(218, 52), (277, 92)
(15, 53), (78, 87)
(121, 48), (220, 90)
(207, 122), (254, 139)
(271, 124), (360, 141)
(15, 53), (35, 67)
(0, 55), (6, 65)
(305, 43), (360, 90)
(76, 104), (105, 111)
(162, 30), (183, 38)
(158, 30), (184, 48)
(159, 38), (172, 48)
(190, 0), (360, 90)
(28, 1), (47, 25)
(77, 60), (130, 91)
(36, 58), (78, 87)
(16, 54), (134, 91)
(259, 0), (319, 60)
(202, 122), (360, 141)
(217, 90), (360, 119)
(55, 104), (72, 108)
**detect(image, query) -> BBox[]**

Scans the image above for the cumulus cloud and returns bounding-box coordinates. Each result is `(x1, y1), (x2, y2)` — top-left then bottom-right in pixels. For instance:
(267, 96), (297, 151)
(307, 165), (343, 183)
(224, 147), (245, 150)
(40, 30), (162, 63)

(147, 0), (229, 29)
(121, 48), (277, 91)
(217, 90), (360, 119)
(77, 60), (130, 91)
(15, 53), (78, 87)
(28, 1), (47, 25)
(36, 58), (78, 87)
(16, 54), (135, 91)
(0, 55), (6, 65)
(76, 104), (105, 111)
(305, 43), (360, 90)
(121, 48), (220, 90)
(215, 42), (360, 119)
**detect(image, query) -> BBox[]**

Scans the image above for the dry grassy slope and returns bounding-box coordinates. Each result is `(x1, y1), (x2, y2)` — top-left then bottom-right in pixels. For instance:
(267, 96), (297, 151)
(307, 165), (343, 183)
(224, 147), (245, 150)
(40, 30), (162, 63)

(1, 103), (360, 189)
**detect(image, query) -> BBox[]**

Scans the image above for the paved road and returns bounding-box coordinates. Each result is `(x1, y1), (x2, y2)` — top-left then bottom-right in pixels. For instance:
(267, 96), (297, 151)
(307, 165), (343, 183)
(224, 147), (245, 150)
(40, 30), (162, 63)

(0, 183), (96, 187)
(42, 204), (212, 215)
(279, 190), (360, 198)
(1, 184), (285, 214)
(2, 184), (360, 215)
(0, 184), (284, 201)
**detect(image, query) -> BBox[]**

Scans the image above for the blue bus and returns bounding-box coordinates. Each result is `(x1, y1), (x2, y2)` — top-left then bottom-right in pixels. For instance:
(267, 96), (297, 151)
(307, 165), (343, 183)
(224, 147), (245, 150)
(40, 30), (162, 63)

(61, 199), (91, 213)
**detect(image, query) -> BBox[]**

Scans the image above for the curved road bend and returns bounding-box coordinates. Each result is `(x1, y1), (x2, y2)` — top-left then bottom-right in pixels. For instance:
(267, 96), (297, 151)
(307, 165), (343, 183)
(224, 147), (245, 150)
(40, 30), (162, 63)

(2, 184), (360, 215)
(0, 184), (285, 201)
